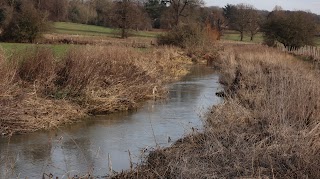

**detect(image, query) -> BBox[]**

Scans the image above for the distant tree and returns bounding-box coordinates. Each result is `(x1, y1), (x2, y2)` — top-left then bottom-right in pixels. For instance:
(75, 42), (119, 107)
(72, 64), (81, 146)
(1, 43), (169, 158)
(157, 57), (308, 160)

(144, 0), (166, 28)
(19, 0), (68, 21)
(0, 5), (12, 31)
(111, 0), (151, 38)
(247, 6), (262, 41)
(50, 0), (69, 21)
(68, 0), (97, 24)
(262, 10), (317, 49)
(159, 8), (175, 29)
(198, 7), (225, 40)
(111, 0), (134, 38)
(273, 5), (283, 11)
(162, 0), (203, 26)
(90, 0), (113, 26)
(132, 6), (152, 30)
(208, 7), (225, 40)
(231, 4), (255, 41)
(222, 4), (236, 27)
(223, 3), (260, 41)
(1, 1), (49, 42)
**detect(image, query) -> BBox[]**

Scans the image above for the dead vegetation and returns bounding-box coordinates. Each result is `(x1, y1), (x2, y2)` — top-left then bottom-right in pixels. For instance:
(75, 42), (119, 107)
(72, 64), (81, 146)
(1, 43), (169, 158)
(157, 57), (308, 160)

(114, 44), (320, 178)
(41, 34), (156, 48)
(0, 45), (191, 135)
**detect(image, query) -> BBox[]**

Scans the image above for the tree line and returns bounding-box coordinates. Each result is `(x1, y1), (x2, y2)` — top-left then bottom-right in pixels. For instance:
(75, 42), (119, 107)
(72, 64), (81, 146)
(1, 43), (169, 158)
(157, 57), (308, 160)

(222, 4), (319, 48)
(0, 0), (205, 40)
(0, 0), (319, 49)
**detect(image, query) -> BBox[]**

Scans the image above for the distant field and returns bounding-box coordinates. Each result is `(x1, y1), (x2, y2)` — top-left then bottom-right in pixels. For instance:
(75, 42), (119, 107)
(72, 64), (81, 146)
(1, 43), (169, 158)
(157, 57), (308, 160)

(53, 22), (161, 38)
(222, 30), (320, 46)
(0, 43), (70, 57)
(222, 30), (263, 43)
(0, 22), (163, 56)
(315, 37), (320, 46)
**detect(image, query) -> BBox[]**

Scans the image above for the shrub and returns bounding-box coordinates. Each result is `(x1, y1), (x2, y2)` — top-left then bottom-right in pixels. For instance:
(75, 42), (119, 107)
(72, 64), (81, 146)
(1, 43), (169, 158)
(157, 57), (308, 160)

(157, 24), (218, 60)
(157, 24), (202, 48)
(262, 10), (317, 49)
(1, 2), (49, 43)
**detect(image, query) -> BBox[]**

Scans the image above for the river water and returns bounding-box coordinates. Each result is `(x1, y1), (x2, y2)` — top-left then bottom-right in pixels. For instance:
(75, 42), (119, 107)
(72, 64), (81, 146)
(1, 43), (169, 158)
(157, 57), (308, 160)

(0, 65), (222, 179)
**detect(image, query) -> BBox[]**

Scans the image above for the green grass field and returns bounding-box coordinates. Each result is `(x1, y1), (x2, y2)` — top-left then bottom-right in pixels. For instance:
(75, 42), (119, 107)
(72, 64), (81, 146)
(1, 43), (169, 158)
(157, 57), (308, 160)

(1, 23), (318, 54)
(0, 22), (162, 56)
(0, 43), (70, 57)
(222, 30), (320, 46)
(222, 30), (263, 43)
(315, 37), (320, 46)
(52, 22), (161, 38)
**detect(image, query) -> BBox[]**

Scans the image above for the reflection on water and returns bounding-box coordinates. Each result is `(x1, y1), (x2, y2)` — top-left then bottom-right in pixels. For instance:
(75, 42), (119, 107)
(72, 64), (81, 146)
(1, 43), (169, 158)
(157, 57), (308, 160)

(0, 65), (222, 178)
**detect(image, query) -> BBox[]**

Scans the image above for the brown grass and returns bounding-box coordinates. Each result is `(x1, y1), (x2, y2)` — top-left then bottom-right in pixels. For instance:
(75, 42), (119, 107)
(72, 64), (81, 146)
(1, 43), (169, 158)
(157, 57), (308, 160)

(114, 44), (320, 178)
(0, 45), (191, 135)
(42, 34), (156, 48)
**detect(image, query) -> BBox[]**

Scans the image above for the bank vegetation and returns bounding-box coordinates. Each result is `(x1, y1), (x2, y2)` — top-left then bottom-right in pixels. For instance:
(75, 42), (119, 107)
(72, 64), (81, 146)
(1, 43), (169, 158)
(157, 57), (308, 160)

(114, 44), (320, 178)
(0, 45), (191, 135)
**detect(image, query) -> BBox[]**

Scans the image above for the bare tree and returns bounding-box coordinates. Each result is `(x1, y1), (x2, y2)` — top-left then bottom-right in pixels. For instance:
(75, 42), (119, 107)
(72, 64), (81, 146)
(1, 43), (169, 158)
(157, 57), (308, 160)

(247, 6), (261, 41)
(232, 4), (252, 41)
(162, 0), (203, 26)
(112, 0), (135, 38)
(223, 3), (260, 41)
(111, 0), (151, 38)
(51, 0), (68, 21)
(208, 7), (225, 40)
(1, 1), (49, 42)
(68, 0), (97, 24)
(90, 0), (113, 26)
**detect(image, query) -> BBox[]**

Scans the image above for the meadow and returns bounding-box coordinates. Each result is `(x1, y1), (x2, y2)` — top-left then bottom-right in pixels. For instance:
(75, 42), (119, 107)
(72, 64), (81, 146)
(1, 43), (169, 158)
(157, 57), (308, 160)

(0, 22), (163, 56)
(52, 22), (161, 38)
(221, 30), (264, 43)
(222, 30), (320, 46)
(2, 23), (319, 55)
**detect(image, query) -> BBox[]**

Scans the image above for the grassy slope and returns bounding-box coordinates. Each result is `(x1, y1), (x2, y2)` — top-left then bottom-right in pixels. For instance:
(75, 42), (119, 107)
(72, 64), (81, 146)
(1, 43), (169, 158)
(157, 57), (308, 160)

(52, 22), (161, 38)
(0, 22), (162, 55)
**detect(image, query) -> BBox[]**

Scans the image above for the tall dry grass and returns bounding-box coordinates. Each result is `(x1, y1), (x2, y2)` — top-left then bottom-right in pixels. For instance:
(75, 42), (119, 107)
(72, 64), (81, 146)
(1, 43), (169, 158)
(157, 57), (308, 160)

(54, 45), (190, 114)
(0, 45), (191, 135)
(114, 44), (320, 178)
(206, 44), (320, 178)
(0, 47), (85, 135)
(42, 34), (156, 48)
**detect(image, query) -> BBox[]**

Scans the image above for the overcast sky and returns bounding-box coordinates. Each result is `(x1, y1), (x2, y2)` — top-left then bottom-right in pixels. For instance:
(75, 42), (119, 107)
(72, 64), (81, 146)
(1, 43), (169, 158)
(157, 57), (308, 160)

(204, 0), (320, 14)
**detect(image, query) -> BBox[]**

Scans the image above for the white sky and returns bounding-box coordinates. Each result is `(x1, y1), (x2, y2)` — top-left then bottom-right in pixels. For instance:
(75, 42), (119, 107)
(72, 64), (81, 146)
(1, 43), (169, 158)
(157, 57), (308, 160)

(204, 0), (320, 14)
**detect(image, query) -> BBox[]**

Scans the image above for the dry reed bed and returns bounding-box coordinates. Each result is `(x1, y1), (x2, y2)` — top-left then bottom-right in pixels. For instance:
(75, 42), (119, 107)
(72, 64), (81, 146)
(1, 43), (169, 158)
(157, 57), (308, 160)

(0, 46), (191, 135)
(114, 44), (320, 178)
(42, 34), (156, 48)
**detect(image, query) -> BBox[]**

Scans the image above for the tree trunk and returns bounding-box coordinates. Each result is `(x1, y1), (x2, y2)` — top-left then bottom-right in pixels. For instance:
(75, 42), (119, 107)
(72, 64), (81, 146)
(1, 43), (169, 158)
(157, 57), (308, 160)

(250, 31), (255, 41)
(121, 26), (127, 38)
(175, 13), (179, 26)
(240, 32), (244, 41)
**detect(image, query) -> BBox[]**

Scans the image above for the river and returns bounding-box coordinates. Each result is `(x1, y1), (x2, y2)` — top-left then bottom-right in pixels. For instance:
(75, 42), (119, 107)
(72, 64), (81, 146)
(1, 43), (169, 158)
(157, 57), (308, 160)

(0, 65), (222, 178)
